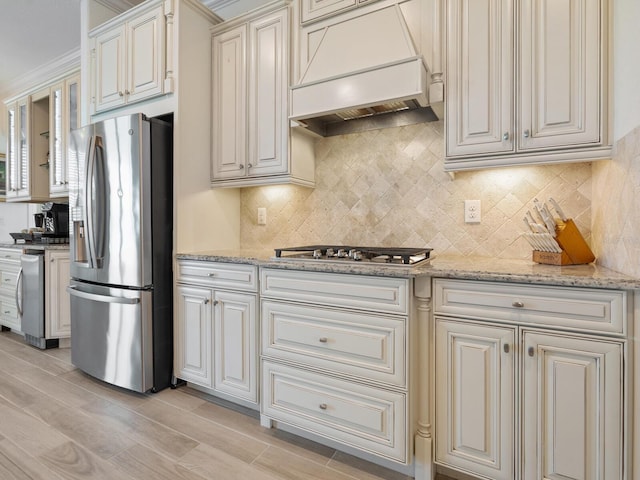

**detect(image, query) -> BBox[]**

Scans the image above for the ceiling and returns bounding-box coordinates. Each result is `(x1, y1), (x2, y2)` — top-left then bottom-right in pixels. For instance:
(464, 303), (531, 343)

(0, 0), (269, 99)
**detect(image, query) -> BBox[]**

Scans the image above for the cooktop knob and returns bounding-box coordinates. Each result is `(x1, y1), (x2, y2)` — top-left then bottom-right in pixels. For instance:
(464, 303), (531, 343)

(337, 249), (347, 258)
(313, 249), (323, 259)
(352, 251), (362, 261)
(326, 248), (335, 257)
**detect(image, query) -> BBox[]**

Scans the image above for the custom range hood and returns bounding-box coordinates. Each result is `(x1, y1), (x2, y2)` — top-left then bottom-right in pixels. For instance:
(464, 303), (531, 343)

(290, 3), (438, 137)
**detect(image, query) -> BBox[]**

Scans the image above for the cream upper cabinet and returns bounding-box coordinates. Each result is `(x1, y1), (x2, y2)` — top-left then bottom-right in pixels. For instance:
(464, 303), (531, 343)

(211, 2), (315, 188)
(49, 73), (80, 198)
(301, 0), (357, 23)
(91, 2), (168, 114)
(5, 93), (50, 202)
(445, 0), (610, 171)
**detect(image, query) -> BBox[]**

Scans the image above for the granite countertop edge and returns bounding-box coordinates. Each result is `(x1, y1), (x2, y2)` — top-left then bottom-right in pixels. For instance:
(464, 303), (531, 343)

(0, 242), (70, 251)
(177, 250), (640, 290)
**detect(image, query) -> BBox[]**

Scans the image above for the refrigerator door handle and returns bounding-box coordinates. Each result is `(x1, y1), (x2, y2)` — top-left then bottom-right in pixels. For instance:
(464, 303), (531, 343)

(15, 267), (23, 316)
(67, 285), (140, 305)
(85, 135), (98, 268)
(93, 137), (107, 265)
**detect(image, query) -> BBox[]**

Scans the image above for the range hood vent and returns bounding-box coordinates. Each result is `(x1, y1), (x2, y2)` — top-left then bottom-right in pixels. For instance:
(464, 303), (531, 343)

(290, 3), (436, 136)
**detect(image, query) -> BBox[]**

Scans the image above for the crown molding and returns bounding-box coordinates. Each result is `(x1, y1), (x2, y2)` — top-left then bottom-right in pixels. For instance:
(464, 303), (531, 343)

(92, 0), (142, 15)
(2, 48), (81, 102)
(201, 0), (240, 10)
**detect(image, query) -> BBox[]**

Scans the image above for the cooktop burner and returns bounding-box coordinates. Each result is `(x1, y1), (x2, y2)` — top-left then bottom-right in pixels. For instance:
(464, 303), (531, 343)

(274, 245), (432, 265)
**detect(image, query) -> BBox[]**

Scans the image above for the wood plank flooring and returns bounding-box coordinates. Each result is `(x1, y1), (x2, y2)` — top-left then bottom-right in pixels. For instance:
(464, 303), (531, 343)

(0, 331), (451, 480)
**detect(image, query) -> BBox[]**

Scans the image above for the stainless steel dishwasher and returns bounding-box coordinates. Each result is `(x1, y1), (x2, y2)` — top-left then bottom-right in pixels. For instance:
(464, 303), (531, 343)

(19, 250), (58, 349)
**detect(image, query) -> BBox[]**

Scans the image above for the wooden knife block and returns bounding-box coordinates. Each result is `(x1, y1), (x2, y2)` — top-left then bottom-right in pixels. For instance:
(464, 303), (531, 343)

(532, 219), (595, 265)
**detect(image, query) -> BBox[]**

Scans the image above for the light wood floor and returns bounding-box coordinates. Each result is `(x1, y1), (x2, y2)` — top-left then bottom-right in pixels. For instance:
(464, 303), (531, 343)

(0, 331), (446, 480)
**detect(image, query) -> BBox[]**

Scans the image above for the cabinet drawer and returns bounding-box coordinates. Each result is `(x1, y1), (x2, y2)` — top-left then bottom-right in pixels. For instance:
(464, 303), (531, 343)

(262, 361), (407, 463)
(262, 300), (406, 387)
(0, 269), (19, 296)
(434, 279), (626, 335)
(0, 249), (21, 264)
(261, 268), (409, 314)
(177, 261), (257, 291)
(0, 297), (20, 330)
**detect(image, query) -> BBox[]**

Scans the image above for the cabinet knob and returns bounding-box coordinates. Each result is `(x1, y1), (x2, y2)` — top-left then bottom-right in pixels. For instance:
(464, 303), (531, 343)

(523, 129), (530, 138)
(118, 91), (124, 97)
(204, 298), (209, 304)
(319, 403), (328, 410)
(528, 346), (535, 357)
(238, 164), (244, 169)
(125, 90), (130, 95)
(319, 337), (328, 343)
(502, 132), (509, 141)
(207, 273), (216, 277)
(512, 301), (524, 308)
(247, 163), (253, 168)
(503, 343), (510, 353)
(213, 300), (219, 306)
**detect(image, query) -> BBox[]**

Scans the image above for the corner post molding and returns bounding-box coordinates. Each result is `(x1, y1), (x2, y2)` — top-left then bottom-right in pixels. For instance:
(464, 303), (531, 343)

(428, 0), (444, 117)
(414, 276), (433, 480)
(164, 0), (175, 92)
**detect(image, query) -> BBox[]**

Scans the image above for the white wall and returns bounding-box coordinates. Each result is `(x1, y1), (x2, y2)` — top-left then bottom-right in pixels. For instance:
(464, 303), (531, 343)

(614, 0), (640, 140)
(0, 203), (33, 241)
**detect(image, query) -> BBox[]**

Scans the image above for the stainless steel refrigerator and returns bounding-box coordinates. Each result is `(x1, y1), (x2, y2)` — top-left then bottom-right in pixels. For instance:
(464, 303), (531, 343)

(67, 113), (173, 393)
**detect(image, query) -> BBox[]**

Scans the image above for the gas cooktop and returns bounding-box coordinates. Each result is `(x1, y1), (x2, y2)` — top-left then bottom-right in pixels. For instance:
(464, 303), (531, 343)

(274, 245), (432, 266)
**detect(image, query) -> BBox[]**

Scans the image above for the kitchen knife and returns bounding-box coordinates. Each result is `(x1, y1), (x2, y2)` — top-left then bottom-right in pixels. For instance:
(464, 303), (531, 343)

(548, 197), (568, 221)
(534, 199), (557, 236)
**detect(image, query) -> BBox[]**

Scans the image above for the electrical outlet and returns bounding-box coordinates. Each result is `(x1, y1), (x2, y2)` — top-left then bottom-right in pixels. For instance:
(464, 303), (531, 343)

(464, 199), (481, 223)
(257, 207), (267, 225)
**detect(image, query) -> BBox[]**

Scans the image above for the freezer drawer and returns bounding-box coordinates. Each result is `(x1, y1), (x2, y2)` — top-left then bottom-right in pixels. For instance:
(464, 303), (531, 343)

(68, 281), (153, 392)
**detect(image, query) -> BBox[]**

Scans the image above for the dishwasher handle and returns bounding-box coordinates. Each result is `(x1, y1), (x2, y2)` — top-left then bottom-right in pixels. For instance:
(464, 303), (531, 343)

(67, 285), (140, 305)
(15, 267), (23, 316)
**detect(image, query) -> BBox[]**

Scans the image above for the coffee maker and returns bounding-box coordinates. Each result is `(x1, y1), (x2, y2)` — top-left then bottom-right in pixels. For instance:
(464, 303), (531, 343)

(41, 202), (69, 237)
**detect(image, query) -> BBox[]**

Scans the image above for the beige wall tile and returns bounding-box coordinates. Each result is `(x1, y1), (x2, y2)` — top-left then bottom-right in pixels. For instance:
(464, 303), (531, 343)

(240, 122), (592, 260)
(592, 125), (640, 276)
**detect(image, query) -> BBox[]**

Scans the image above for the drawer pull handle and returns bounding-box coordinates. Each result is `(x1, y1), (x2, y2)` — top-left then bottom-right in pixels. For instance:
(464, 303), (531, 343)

(512, 301), (524, 308)
(528, 346), (535, 357)
(319, 337), (328, 343)
(207, 273), (216, 277)
(503, 343), (510, 354)
(319, 403), (327, 410)
(3, 311), (10, 314)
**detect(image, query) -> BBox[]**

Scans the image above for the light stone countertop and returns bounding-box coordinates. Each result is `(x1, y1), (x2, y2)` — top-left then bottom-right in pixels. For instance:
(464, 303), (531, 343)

(0, 242), (70, 251)
(177, 250), (640, 290)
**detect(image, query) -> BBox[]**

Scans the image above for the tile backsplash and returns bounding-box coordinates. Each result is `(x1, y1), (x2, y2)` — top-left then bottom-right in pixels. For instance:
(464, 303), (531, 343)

(240, 121), (592, 260)
(592, 125), (640, 277)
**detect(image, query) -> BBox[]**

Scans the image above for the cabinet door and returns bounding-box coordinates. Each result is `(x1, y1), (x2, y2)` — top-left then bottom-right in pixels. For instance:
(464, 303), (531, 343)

(94, 24), (127, 113)
(9, 98), (31, 200)
(211, 26), (248, 181)
(46, 251), (71, 338)
(445, 0), (514, 158)
(175, 285), (213, 387)
(5, 103), (18, 199)
(518, 0), (601, 150)
(49, 82), (66, 196)
(248, 9), (289, 177)
(126, 6), (165, 104)
(213, 290), (257, 403)
(435, 318), (515, 480)
(522, 331), (622, 480)
(301, 0), (357, 23)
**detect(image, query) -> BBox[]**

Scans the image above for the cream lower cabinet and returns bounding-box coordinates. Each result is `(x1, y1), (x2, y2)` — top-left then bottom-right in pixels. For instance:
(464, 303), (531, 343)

(45, 250), (71, 339)
(433, 279), (626, 480)
(260, 268), (411, 465)
(175, 260), (258, 406)
(0, 248), (22, 331)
